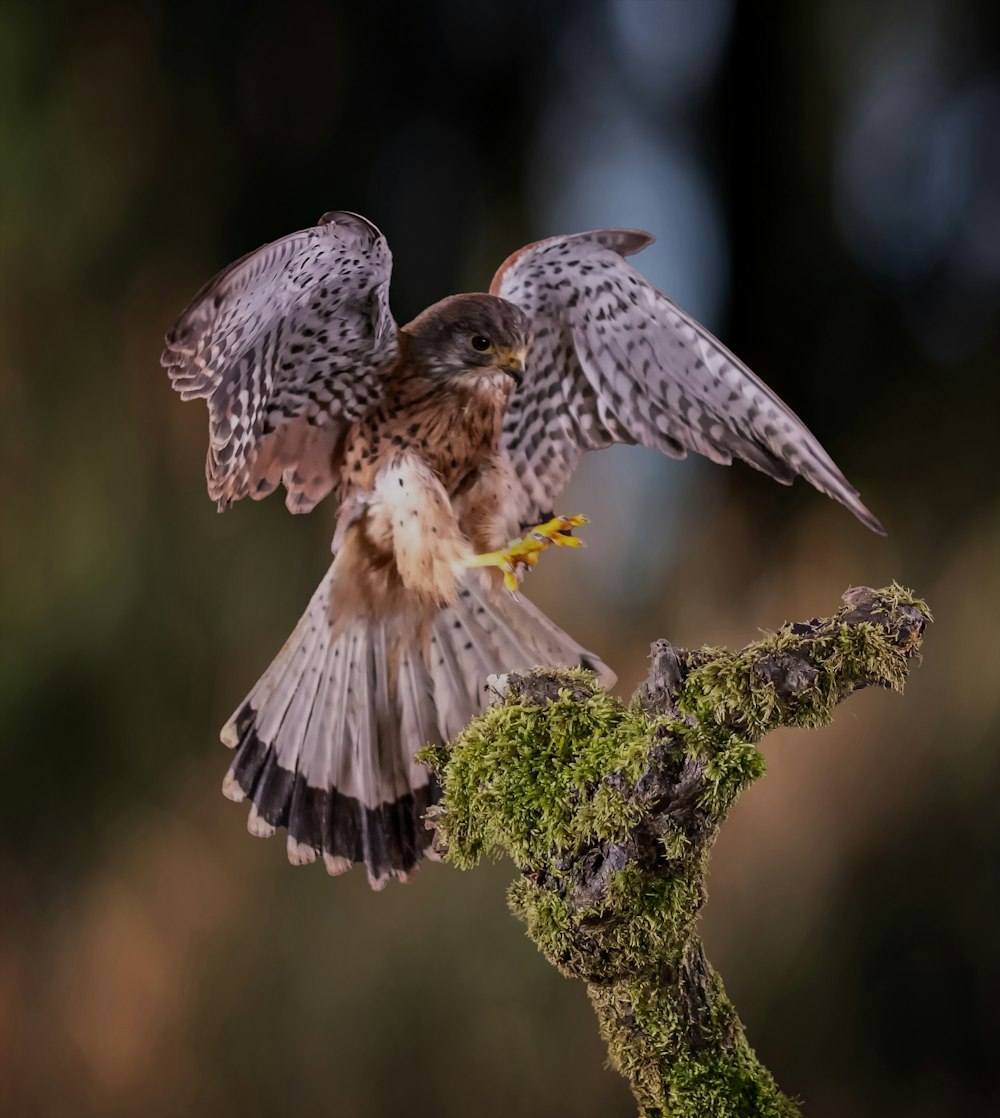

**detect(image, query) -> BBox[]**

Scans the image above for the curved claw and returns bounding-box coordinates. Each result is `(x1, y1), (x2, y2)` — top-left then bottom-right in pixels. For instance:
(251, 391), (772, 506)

(467, 513), (589, 593)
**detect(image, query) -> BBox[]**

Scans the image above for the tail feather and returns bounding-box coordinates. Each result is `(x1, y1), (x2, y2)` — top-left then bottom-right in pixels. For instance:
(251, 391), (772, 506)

(397, 640), (439, 789)
(277, 621), (330, 768)
(299, 615), (340, 790)
(353, 634), (382, 874)
(221, 564), (614, 888)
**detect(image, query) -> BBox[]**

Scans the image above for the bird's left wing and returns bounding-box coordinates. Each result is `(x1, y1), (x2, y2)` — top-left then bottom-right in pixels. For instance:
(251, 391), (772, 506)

(491, 229), (884, 534)
(162, 211), (397, 513)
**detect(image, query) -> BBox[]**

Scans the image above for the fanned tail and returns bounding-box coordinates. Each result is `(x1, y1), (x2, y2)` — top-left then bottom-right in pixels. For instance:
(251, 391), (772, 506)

(221, 564), (614, 888)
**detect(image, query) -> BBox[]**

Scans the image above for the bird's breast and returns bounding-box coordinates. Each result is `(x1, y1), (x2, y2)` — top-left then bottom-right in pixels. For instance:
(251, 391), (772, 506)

(371, 380), (507, 489)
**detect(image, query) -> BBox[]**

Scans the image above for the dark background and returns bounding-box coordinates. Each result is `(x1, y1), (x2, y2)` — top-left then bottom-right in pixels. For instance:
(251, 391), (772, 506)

(3, 1), (999, 1115)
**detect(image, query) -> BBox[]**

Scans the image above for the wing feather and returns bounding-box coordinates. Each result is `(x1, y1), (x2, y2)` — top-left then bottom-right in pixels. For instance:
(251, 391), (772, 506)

(161, 211), (397, 512)
(492, 229), (884, 534)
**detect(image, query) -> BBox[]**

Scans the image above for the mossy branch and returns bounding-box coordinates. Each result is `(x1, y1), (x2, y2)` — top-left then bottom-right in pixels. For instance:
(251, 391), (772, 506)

(421, 585), (931, 1117)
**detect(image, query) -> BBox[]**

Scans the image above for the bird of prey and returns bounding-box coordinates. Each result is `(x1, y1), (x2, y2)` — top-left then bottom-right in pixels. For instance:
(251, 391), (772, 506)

(162, 211), (883, 888)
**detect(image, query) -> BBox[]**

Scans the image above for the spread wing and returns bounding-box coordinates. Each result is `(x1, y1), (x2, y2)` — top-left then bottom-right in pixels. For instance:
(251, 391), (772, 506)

(161, 211), (397, 513)
(491, 230), (884, 534)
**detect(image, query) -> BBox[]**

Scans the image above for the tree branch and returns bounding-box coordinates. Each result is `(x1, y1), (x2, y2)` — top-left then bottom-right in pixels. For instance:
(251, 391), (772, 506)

(422, 585), (931, 1117)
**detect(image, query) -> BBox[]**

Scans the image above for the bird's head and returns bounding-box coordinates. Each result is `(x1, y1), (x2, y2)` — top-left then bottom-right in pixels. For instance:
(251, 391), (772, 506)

(400, 293), (530, 387)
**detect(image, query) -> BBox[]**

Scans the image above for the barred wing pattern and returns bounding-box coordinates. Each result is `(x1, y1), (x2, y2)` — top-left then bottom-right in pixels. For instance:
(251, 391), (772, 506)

(492, 230), (885, 534)
(161, 211), (397, 513)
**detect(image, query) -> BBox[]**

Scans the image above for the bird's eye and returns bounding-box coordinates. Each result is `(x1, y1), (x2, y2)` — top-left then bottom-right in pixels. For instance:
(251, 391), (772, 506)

(470, 334), (492, 352)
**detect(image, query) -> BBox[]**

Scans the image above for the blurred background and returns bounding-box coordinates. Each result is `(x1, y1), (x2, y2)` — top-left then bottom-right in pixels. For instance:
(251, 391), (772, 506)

(2, 0), (998, 1114)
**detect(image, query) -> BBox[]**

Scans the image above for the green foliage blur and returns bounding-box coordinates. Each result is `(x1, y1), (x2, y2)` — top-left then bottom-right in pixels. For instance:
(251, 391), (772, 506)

(2, 2), (999, 1115)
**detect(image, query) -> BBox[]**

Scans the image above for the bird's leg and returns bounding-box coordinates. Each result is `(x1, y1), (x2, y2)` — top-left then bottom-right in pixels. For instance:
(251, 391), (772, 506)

(467, 514), (588, 592)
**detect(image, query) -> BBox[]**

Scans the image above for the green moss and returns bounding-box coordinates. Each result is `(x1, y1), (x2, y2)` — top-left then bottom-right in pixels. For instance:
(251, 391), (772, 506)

(600, 862), (705, 967)
(426, 673), (654, 871)
(827, 621), (909, 692)
(699, 744), (767, 815)
(873, 580), (933, 620)
(507, 878), (575, 968)
(675, 637), (823, 740)
(663, 1051), (800, 1118)
(674, 602), (923, 750)
(660, 825), (691, 862)
(512, 857), (801, 1114)
(676, 654), (785, 737)
(588, 939), (799, 1116)
(507, 860), (706, 985)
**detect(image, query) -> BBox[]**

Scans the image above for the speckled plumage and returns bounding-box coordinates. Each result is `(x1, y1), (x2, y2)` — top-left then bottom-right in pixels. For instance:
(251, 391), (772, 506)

(490, 229), (884, 534)
(162, 211), (396, 513)
(162, 211), (883, 887)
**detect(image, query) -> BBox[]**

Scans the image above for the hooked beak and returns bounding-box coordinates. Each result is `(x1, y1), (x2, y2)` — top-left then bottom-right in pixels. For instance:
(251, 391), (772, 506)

(497, 346), (526, 387)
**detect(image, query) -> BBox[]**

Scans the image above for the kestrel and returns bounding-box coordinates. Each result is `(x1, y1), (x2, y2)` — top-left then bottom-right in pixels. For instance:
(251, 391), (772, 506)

(162, 211), (883, 888)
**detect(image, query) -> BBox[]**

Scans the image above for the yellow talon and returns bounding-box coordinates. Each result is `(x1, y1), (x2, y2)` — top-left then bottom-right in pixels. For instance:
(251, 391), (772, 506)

(468, 514), (588, 592)
(528, 513), (588, 548)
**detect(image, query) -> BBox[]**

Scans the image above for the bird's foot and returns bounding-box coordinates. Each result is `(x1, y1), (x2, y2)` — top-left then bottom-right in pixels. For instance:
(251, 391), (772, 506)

(527, 513), (589, 549)
(467, 514), (588, 592)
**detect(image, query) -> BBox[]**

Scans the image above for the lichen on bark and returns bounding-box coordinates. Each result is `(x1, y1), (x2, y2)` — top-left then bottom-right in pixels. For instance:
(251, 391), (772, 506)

(420, 585), (931, 1117)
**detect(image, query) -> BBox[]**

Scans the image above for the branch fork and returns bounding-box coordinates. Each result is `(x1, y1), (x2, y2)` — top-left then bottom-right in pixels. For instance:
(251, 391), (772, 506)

(422, 586), (931, 1117)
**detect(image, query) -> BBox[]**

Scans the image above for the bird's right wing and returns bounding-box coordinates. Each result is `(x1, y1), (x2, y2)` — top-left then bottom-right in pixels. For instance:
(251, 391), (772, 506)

(161, 211), (397, 513)
(492, 229), (884, 534)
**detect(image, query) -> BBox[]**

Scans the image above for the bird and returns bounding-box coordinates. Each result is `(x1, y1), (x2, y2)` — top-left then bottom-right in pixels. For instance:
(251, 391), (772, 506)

(161, 210), (884, 889)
